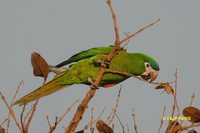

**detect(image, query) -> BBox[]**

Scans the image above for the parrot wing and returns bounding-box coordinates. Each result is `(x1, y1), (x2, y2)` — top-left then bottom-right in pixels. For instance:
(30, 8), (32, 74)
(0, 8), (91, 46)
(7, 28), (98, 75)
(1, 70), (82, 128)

(55, 46), (113, 67)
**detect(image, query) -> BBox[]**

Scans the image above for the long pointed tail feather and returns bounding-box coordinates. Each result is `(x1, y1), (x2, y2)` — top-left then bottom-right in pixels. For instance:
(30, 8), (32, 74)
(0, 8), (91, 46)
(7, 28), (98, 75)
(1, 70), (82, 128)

(14, 74), (70, 106)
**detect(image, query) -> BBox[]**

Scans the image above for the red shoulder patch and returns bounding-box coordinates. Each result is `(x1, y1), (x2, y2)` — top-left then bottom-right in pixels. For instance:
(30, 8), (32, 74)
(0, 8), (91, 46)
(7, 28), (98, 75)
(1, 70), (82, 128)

(102, 83), (116, 88)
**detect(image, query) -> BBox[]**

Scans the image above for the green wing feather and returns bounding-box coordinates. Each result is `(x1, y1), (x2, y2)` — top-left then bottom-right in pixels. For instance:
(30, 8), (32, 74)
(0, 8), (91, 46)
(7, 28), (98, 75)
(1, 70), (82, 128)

(55, 46), (113, 67)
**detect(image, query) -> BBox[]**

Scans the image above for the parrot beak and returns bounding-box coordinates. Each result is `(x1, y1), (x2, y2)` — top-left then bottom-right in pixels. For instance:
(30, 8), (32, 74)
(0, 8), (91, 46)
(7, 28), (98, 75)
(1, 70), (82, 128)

(141, 70), (158, 82)
(149, 70), (158, 82)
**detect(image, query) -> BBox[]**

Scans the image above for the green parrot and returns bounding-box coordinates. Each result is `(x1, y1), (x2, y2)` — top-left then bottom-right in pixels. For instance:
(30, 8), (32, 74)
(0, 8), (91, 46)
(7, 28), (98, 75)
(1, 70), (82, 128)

(14, 46), (159, 105)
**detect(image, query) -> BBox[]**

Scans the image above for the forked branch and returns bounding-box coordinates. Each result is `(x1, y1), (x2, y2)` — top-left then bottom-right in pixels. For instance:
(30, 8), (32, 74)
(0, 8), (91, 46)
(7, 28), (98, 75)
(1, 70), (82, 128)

(65, 0), (160, 132)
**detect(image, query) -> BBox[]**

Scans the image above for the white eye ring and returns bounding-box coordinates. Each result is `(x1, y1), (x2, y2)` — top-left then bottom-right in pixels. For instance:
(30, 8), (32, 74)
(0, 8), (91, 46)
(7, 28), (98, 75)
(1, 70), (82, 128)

(146, 63), (150, 68)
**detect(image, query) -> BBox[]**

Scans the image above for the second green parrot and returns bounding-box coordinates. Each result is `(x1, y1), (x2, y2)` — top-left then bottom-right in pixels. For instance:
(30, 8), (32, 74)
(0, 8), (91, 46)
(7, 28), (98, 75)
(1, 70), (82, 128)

(14, 46), (159, 105)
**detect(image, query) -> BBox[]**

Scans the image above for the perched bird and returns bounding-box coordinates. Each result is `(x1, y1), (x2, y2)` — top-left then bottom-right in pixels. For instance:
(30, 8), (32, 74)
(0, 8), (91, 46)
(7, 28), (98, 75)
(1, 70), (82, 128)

(14, 46), (159, 105)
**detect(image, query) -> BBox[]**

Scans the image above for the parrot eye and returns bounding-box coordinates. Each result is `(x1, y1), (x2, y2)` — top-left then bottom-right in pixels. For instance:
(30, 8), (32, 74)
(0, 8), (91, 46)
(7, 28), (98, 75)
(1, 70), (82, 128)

(146, 63), (150, 68)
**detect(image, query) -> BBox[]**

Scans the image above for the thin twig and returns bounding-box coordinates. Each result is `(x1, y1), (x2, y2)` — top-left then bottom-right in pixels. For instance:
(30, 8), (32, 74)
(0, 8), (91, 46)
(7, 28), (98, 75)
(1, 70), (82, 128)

(106, 0), (120, 46)
(158, 106), (166, 133)
(90, 107), (94, 133)
(105, 20), (161, 63)
(20, 103), (26, 133)
(120, 18), (160, 45)
(175, 69), (180, 116)
(7, 81), (24, 133)
(180, 122), (200, 131)
(1, 118), (8, 126)
(23, 105), (34, 126)
(105, 69), (174, 85)
(24, 97), (40, 132)
(180, 93), (196, 126)
(189, 92), (195, 106)
(0, 91), (22, 132)
(165, 121), (181, 133)
(47, 99), (79, 133)
(111, 32), (131, 59)
(115, 113), (125, 133)
(121, 32), (131, 49)
(167, 69), (180, 133)
(171, 69), (180, 117)
(82, 107), (106, 131)
(65, 89), (97, 133)
(11, 81), (24, 106)
(112, 123), (114, 131)
(126, 124), (130, 133)
(58, 100), (79, 125)
(132, 109), (138, 133)
(46, 116), (51, 129)
(47, 116), (58, 133)
(106, 86), (122, 125)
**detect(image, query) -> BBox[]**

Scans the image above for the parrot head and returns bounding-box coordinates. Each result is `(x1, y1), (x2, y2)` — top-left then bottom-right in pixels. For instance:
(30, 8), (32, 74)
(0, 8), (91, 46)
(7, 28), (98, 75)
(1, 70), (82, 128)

(138, 53), (160, 82)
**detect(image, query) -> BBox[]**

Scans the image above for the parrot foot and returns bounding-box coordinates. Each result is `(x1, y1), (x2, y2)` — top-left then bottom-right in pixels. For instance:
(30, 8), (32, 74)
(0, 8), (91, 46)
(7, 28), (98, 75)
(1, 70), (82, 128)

(95, 60), (110, 68)
(88, 77), (99, 89)
(49, 65), (67, 74)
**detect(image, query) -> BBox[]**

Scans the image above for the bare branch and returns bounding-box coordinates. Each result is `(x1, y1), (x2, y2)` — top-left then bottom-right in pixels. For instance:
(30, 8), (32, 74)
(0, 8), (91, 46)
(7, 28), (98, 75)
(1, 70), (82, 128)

(0, 119), (8, 127)
(105, 69), (174, 85)
(7, 81), (24, 133)
(23, 105), (34, 126)
(189, 93), (195, 106)
(180, 93), (196, 126)
(180, 122), (200, 131)
(132, 109), (138, 133)
(106, 86), (122, 125)
(121, 32), (131, 49)
(46, 116), (58, 133)
(65, 89), (97, 133)
(0, 91), (22, 132)
(120, 19), (160, 45)
(81, 107), (106, 131)
(59, 100), (79, 125)
(115, 113), (125, 133)
(171, 69), (180, 117)
(46, 116), (51, 130)
(106, 0), (120, 46)
(158, 106), (166, 133)
(11, 81), (24, 106)
(126, 124), (130, 133)
(24, 97), (40, 132)
(48, 100), (79, 133)
(20, 103), (26, 133)
(90, 107), (94, 133)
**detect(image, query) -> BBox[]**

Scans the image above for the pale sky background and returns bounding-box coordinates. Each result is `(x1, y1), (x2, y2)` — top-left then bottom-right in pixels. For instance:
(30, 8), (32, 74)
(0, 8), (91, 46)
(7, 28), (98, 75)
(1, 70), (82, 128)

(0, 0), (200, 132)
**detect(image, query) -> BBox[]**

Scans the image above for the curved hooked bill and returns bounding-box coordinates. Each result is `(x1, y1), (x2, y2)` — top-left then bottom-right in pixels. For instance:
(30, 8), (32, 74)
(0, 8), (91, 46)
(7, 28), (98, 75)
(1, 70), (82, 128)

(141, 70), (158, 82)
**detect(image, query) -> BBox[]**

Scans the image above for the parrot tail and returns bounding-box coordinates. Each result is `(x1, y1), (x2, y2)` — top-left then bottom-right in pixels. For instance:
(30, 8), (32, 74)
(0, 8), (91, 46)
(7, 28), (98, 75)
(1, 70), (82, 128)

(14, 73), (69, 106)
